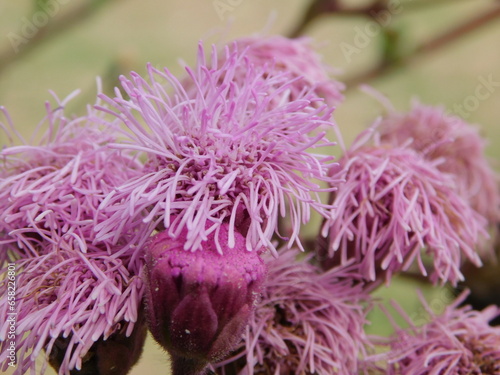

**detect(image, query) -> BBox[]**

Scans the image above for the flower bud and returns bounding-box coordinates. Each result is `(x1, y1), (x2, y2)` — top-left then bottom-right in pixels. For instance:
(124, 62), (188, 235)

(144, 223), (266, 374)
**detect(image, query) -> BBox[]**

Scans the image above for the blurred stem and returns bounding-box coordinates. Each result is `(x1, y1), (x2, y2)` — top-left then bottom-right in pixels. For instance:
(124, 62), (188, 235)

(289, 0), (383, 38)
(289, 0), (476, 38)
(0, 0), (116, 76)
(345, 4), (500, 89)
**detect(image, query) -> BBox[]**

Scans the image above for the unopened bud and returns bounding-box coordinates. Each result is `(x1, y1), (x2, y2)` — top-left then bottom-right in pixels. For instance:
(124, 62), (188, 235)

(144, 223), (266, 374)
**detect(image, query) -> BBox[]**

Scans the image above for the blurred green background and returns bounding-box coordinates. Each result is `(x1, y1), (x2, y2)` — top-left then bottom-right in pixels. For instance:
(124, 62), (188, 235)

(1, 0), (499, 374)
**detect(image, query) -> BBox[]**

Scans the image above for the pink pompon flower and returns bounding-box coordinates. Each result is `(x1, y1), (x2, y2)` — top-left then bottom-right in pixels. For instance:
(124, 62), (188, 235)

(375, 291), (500, 375)
(0, 94), (147, 374)
(379, 102), (500, 225)
(95, 42), (339, 255)
(211, 248), (371, 375)
(221, 35), (344, 106)
(0, 94), (145, 264)
(322, 129), (487, 286)
(0, 248), (145, 375)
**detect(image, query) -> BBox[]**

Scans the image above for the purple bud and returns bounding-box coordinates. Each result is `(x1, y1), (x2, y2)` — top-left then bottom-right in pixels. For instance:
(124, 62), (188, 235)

(144, 222), (266, 374)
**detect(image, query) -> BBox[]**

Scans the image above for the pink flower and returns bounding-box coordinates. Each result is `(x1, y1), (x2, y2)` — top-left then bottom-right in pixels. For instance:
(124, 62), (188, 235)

(379, 102), (500, 225)
(0, 95), (146, 374)
(144, 222), (266, 375)
(377, 291), (500, 375)
(212, 248), (371, 375)
(221, 35), (344, 106)
(96, 43), (339, 255)
(321, 129), (486, 285)
(0, 248), (146, 375)
(0, 96), (144, 262)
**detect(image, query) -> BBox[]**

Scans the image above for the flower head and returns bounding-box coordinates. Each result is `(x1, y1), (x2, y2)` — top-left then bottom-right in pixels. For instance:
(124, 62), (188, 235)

(144, 222), (266, 374)
(322, 129), (487, 285)
(0, 95), (146, 374)
(379, 102), (500, 225)
(0, 248), (145, 375)
(378, 291), (500, 375)
(212, 249), (371, 375)
(0, 96), (144, 264)
(96, 43), (339, 255)
(221, 35), (344, 106)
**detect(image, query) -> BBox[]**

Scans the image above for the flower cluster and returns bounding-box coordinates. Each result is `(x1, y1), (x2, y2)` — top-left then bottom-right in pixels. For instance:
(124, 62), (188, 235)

(379, 102), (499, 225)
(0, 96), (146, 374)
(0, 98), (144, 262)
(0, 249), (146, 374)
(375, 291), (500, 375)
(1, 35), (499, 375)
(212, 249), (371, 375)
(95, 41), (340, 255)
(321, 129), (487, 286)
(219, 35), (345, 106)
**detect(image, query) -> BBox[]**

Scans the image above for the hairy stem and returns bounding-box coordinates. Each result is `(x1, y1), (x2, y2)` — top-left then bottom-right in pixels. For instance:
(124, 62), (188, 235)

(171, 356), (208, 375)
